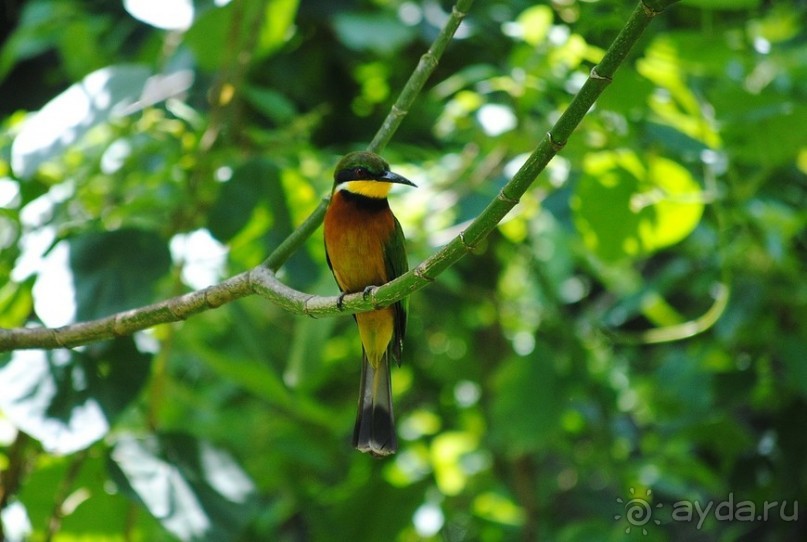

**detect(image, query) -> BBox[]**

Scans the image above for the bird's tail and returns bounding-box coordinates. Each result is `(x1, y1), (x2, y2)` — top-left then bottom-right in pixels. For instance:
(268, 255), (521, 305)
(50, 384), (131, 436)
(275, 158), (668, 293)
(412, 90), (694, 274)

(353, 350), (397, 456)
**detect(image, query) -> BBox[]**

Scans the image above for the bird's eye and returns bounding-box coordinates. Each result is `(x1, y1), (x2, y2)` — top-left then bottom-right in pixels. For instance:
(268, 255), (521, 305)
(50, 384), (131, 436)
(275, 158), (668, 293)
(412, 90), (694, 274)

(353, 167), (368, 178)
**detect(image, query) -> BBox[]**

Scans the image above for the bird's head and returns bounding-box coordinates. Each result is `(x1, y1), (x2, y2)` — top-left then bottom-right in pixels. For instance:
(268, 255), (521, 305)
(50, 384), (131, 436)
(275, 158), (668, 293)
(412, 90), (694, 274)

(333, 151), (416, 199)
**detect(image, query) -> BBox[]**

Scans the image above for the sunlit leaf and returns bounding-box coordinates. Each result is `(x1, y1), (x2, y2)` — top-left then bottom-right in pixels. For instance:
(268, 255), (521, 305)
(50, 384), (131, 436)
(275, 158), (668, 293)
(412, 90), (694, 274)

(258, 0), (300, 56)
(0, 278), (33, 328)
(515, 5), (553, 47)
(472, 492), (524, 526)
(124, 0), (194, 30)
(18, 450), (163, 539)
(69, 228), (171, 321)
(641, 291), (686, 326)
(572, 150), (704, 261)
(332, 12), (415, 56)
(109, 432), (258, 542)
(430, 431), (478, 495)
(11, 65), (152, 179)
(638, 37), (722, 149)
(0, 338), (150, 454)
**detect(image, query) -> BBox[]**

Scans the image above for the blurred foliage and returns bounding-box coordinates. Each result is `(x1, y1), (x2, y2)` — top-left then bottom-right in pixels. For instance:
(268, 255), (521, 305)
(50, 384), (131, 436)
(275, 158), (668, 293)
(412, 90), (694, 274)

(1, 0), (807, 541)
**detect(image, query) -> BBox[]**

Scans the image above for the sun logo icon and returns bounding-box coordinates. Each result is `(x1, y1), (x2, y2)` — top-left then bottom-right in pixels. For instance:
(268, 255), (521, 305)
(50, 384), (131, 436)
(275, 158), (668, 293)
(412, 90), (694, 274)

(614, 488), (663, 535)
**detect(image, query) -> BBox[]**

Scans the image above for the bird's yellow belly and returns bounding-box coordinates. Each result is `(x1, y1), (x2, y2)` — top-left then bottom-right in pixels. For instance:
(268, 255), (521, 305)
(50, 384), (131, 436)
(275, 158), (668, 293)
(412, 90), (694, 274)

(356, 308), (394, 367)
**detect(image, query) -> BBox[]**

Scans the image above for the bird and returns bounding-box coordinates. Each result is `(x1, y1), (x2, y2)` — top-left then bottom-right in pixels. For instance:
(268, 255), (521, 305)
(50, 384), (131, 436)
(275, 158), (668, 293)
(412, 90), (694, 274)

(323, 151), (416, 457)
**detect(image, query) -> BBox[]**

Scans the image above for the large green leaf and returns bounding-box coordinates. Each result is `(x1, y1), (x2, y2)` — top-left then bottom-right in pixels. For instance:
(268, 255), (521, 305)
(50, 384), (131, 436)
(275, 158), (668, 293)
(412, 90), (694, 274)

(69, 228), (171, 321)
(11, 65), (151, 179)
(257, 0), (300, 57)
(241, 85), (298, 125)
(681, 0), (761, 9)
(108, 432), (258, 542)
(489, 342), (563, 456)
(0, 338), (151, 454)
(571, 150), (704, 262)
(0, 278), (33, 328)
(332, 12), (415, 55)
(123, 0), (194, 30)
(717, 93), (807, 168)
(18, 449), (167, 540)
(207, 160), (276, 243)
(183, 3), (231, 72)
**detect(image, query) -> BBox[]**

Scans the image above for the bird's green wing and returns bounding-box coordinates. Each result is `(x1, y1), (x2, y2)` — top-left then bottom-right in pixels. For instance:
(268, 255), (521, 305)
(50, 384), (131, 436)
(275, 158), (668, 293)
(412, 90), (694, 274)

(384, 216), (408, 365)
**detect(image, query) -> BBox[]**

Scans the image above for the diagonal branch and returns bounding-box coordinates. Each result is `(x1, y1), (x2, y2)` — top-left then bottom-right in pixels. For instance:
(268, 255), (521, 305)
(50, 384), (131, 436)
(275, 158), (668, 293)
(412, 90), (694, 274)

(368, 0), (473, 154)
(0, 0), (681, 353)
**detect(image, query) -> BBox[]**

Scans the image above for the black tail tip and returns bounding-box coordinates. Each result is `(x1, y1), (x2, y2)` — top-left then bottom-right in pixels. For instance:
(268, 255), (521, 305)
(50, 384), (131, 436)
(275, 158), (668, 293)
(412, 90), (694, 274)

(354, 405), (397, 457)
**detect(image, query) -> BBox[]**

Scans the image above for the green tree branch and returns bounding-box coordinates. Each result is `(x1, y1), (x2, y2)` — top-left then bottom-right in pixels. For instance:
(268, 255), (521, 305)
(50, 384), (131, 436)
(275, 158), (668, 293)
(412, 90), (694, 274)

(0, 0), (681, 353)
(368, 0), (473, 154)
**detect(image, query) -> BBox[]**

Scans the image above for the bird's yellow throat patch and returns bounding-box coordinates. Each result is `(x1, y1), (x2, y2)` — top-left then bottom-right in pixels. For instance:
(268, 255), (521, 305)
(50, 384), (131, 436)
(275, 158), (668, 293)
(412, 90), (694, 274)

(343, 180), (392, 199)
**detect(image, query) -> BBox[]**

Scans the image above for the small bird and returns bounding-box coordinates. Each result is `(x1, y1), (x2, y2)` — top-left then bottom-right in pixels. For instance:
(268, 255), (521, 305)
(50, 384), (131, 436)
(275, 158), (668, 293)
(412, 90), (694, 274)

(324, 151), (416, 456)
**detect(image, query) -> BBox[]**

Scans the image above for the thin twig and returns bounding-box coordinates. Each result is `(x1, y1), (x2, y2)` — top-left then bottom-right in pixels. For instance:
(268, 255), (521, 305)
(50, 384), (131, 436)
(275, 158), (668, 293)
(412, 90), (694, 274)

(368, 0), (473, 154)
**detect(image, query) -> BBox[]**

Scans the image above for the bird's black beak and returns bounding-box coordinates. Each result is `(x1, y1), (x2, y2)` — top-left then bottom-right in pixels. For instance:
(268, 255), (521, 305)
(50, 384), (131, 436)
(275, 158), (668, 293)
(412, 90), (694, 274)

(378, 170), (417, 187)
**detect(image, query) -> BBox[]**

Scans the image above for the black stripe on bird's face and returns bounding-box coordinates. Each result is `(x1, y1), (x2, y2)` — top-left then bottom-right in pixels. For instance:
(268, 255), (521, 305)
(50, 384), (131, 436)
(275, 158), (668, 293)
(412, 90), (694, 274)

(333, 151), (416, 186)
(335, 166), (377, 184)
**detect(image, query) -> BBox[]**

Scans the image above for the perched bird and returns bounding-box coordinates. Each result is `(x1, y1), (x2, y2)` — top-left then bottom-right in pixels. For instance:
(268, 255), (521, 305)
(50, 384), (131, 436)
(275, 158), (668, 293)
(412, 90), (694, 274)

(324, 151), (416, 456)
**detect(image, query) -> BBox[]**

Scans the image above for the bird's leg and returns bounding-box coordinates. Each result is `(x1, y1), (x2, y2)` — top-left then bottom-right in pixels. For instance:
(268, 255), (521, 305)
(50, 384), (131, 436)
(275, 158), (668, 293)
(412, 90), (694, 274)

(337, 287), (376, 310)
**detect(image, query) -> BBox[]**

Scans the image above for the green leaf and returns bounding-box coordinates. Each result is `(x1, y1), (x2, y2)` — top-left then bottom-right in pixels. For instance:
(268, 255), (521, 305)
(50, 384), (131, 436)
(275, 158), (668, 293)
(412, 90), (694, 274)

(207, 160), (272, 243)
(332, 12), (415, 56)
(571, 150), (704, 262)
(69, 228), (171, 321)
(11, 65), (152, 179)
(0, 338), (151, 454)
(681, 0), (761, 9)
(717, 94), (807, 167)
(431, 431), (479, 495)
(18, 450), (167, 540)
(242, 85), (297, 125)
(490, 343), (562, 456)
(257, 0), (300, 57)
(123, 0), (194, 30)
(0, 0), (75, 82)
(779, 337), (807, 399)
(313, 469), (423, 542)
(472, 491), (525, 526)
(109, 432), (258, 542)
(0, 278), (33, 327)
(645, 122), (708, 156)
(283, 302), (337, 392)
(515, 5), (553, 47)
(184, 4), (231, 72)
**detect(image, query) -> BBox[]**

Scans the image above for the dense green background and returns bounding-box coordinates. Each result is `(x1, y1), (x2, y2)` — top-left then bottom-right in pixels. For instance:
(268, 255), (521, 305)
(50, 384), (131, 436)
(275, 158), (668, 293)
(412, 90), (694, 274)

(1, 0), (806, 540)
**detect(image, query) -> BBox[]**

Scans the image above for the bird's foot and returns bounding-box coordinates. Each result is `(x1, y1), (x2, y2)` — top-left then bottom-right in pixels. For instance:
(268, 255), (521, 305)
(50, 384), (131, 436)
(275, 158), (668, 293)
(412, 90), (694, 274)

(336, 292), (348, 311)
(362, 285), (377, 300)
